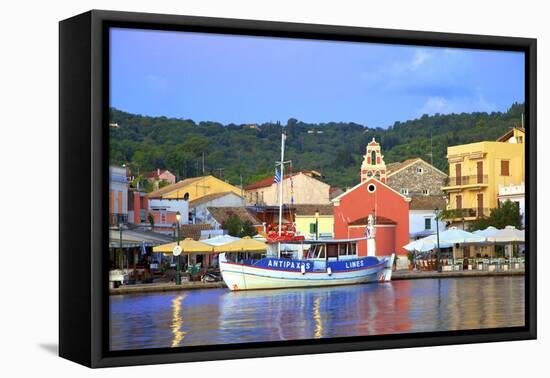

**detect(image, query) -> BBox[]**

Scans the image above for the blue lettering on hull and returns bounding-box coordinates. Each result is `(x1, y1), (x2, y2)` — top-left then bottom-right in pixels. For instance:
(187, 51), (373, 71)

(246, 257), (381, 273)
(328, 257), (381, 272)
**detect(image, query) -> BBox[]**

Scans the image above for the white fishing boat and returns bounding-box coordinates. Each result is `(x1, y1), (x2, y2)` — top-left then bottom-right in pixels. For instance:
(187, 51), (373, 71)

(219, 132), (395, 291)
(219, 239), (394, 291)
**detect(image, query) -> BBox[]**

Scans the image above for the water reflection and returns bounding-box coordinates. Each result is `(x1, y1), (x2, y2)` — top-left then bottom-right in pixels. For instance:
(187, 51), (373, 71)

(313, 297), (322, 338)
(171, 294), (187, 347)
(109, 276), (525, 351)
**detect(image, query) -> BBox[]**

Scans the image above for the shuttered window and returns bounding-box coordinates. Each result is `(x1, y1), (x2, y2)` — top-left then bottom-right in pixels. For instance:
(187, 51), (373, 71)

(501, 160), (510, 176)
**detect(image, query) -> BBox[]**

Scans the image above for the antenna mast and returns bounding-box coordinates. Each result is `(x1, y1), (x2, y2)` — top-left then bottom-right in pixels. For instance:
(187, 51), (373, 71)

(278, 133), (286, 238)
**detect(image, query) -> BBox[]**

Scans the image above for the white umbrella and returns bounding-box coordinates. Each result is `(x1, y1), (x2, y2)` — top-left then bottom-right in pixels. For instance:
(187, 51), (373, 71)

(404, 237), (452, 252)
(201, 235), (241, 247)
(473, 226), (499, 238)
(436, 227), (487, 244)
(487, 226), (525, 243)
(431, 227), (486, 263)
(487, 226), (525, 263)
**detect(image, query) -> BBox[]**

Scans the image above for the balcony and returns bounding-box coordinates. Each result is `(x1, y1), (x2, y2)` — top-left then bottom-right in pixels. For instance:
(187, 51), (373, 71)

(442, 208), (491, 221)
(443, 175), (488, 189)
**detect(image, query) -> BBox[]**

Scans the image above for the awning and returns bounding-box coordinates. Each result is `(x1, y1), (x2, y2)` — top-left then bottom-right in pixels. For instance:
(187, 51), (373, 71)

(404, 237), (452, 252)
(153, 238), (215, 254)
(201, 235), (241, 247)
(404, 227), (485, 252)
(214, 236), (267, 253)
(487, 226), (525, 244)
(109, 228), (172, 249)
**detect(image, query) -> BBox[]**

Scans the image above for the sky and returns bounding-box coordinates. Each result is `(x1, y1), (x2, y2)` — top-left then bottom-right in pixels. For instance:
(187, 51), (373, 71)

(110, 28), (525, 128)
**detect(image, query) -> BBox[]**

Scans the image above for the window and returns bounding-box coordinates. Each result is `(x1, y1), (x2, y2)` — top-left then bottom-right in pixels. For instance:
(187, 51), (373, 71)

(455, 163), (462, 185)
(309, 223), (317, 234)
(424, 218), (432, 230)
(456, 195), (462, 209)
(422, 189), (430, 195)
(327, 244), (338, 258)
(501, 160), (510, 176)
(371, 150), (376, 165)
(400, 188), (409, 195)
(416, 167), (424, 174)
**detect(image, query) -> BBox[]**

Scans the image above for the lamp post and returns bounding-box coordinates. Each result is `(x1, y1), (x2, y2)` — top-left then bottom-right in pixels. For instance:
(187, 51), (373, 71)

(315, 209), (320, 240)
(435, 208), (442, 272)
(175, 211), (181, 285)
(118, 223), (126, 272)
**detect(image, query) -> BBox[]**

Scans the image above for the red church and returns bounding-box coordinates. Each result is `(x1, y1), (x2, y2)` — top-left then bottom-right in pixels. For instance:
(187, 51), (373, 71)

(333, 138), (410, 258)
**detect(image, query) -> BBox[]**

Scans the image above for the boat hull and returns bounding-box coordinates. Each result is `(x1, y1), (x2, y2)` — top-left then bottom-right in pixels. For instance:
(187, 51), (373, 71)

(220, 254), (394, 291)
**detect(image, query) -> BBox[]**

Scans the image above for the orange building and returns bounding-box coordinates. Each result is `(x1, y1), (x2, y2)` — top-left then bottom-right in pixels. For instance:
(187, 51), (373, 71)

(332, 178), (410, 263)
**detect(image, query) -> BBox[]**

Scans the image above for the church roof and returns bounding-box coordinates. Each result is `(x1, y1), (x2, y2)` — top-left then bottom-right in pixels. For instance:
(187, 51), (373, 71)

(331, 177), (410, 203)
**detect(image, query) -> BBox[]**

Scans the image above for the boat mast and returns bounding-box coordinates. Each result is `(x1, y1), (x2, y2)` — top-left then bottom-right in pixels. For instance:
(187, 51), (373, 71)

(278, 133), (286, 256)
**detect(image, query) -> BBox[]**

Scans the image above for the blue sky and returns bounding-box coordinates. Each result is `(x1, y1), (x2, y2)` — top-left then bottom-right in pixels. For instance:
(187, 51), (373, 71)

(110, 28), (524, 128)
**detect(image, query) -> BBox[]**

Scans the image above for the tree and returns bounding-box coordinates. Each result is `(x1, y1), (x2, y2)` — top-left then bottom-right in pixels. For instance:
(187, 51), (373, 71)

(469, 200), (521, 231)
(223, 214), (242, 237)
(222, 215), (257, 237)
(240, 220), (257, 237)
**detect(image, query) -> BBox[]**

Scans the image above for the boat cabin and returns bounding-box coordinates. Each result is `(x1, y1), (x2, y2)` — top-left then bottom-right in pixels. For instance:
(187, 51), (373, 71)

(305, 241), (358, 261)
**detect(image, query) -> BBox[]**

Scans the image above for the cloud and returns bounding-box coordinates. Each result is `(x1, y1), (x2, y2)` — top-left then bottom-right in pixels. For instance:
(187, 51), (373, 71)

(418, 96), (453, 115)
(417, 90), (497, 117)
(411, 50), (432, 70)
(360, 47), (475, 99)
(387, 49), (433, 76)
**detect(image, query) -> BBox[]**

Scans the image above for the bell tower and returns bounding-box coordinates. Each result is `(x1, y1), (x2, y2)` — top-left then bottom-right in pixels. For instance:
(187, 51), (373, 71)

(361, 137), (386, 183)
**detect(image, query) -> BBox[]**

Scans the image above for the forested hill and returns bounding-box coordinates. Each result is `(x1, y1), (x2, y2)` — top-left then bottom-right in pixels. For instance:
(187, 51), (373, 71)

(110, 103), (525, 189)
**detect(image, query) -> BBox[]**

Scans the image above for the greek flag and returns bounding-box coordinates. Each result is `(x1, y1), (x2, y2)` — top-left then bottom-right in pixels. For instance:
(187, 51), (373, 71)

(274, 168), (282, 183)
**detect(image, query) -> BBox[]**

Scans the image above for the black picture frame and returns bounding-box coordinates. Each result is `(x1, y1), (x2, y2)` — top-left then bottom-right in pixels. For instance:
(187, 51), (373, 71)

(59, 9), (537, 368)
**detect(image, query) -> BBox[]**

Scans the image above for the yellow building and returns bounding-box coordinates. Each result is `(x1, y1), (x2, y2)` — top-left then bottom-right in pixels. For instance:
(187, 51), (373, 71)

(148, 175), (243, 202)
(293, 204), (334, 240)
(442, 127), (525, 226)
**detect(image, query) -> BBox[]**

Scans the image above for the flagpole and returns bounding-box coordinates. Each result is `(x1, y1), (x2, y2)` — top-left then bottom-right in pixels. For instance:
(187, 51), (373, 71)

(278, 133), (285, 256)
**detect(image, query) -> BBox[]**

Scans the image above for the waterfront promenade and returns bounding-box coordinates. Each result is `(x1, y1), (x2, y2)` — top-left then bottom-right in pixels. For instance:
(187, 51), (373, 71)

(110, 269), (524, 295)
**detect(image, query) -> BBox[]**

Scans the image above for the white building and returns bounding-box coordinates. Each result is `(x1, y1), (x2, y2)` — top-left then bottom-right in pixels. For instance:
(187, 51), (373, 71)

(498, 182), (525, 226)
(189, 192), (244, 224)
(408, 196), (447, 240)
(148, 198), (189, 234)
(109, 166), (129, 225)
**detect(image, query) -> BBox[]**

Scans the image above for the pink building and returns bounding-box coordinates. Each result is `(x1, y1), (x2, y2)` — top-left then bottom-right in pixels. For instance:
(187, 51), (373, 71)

(127, 190), (149, 225)
(147, 168), (176, 185)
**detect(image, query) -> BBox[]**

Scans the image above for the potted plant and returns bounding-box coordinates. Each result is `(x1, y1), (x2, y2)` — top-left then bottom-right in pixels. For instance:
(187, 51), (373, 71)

(407, 251), (415, 271)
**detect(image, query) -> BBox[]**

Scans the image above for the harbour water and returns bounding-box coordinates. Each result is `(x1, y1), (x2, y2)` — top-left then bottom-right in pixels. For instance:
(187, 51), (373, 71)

(109, 276), (525, 351)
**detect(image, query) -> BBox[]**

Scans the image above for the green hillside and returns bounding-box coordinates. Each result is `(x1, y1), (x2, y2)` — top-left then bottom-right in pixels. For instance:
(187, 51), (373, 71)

(110, 103), (525, 189)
